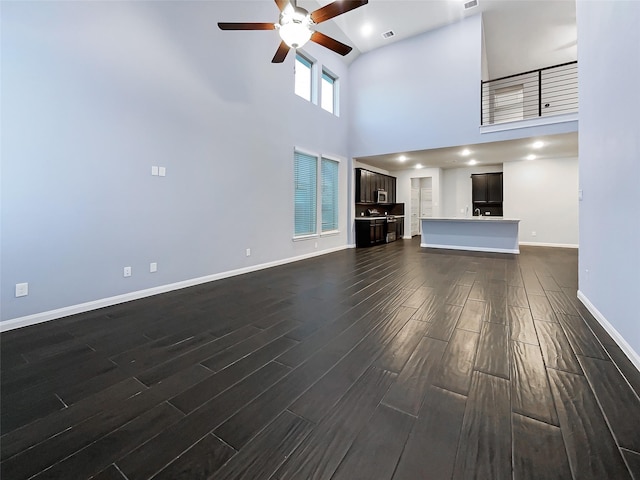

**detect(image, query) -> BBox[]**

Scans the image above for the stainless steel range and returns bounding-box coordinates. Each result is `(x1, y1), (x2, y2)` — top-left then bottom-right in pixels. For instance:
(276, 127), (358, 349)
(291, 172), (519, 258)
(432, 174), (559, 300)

(385, 216), (397, 243)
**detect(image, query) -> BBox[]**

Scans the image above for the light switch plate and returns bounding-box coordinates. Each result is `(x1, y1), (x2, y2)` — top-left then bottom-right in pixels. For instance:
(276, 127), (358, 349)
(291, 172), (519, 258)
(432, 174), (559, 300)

(151, 166), (159, 176)
(159, 167), (166, 177)
(150, 262), (158, 273)
(15, 283), (29, 297)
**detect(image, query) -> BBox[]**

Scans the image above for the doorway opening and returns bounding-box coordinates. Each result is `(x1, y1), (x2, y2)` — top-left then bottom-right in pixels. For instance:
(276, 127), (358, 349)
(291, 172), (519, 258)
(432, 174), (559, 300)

(410, 177), (432, 236)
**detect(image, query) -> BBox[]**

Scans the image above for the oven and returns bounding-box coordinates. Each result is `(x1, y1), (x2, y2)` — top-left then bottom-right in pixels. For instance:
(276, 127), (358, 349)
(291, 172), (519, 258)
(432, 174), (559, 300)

(385, 216), (397, 243)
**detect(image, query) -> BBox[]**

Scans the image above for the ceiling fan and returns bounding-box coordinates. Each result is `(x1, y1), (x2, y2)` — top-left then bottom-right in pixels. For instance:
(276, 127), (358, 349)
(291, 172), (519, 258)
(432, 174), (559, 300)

(218, 0), (368, 63)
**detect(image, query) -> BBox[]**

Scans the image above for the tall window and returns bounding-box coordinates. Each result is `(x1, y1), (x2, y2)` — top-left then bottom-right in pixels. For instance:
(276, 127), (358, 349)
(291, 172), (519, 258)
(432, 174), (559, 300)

(294, 151), (317, 236)
(321, 69), (337, 114)
(294, 150), (340, 238)
(295, 54), (312, 102)
(321, 158), (339, 232)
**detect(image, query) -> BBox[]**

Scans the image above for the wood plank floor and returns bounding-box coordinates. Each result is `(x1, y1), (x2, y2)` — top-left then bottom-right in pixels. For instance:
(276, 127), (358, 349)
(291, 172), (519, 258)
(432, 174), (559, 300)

(2, 237), (639, 480)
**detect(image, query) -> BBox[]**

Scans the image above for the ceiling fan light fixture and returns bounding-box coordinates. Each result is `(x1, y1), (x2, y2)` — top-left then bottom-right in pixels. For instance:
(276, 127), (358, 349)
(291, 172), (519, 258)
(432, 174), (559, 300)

(277, 7), (313, 49)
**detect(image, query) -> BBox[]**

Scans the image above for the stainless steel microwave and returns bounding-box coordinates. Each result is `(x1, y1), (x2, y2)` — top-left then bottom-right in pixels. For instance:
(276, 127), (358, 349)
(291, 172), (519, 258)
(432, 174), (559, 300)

(376, 190), (388, 203)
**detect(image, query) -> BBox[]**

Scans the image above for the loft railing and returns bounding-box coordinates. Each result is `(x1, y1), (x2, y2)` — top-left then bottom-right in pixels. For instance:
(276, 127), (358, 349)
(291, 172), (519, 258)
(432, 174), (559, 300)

(481, 61), (577, 126)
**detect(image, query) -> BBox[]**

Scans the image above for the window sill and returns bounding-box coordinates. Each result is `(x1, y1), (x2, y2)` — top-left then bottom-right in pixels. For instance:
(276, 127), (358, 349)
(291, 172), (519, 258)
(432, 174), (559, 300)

(292, 233), (319, 242)
(320, 230), (340, 237)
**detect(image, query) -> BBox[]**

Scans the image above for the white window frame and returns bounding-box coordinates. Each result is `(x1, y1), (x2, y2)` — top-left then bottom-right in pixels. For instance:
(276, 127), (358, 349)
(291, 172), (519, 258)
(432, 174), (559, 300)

(294, 52), (317, 105)
(293, 148), (341, 240)
(321, 67), (339, 116)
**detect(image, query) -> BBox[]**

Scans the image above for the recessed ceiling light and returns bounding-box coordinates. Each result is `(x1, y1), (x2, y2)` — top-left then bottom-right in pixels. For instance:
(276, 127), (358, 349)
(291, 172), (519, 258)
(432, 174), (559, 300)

(398, 155), (407, 162)
(461, 149), (471, 156)
(526, 154), (536, 160)
(468, 159), (477, 165)
(415, 164), (423, 169)
(532, 141), (544, 149)
(361, 24), (373, 37)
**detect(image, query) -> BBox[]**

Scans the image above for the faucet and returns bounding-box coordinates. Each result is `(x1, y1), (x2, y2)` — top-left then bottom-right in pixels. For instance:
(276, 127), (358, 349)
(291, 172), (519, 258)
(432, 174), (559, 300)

(474, 208), (482, 217)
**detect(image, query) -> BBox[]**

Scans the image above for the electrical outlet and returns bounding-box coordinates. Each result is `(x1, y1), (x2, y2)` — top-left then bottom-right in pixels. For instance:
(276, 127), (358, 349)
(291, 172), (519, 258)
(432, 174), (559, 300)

(150, 262), (157, 273)
(532, 231), (537, 237)
(15, 283), (29, 297)
(314, 242), (318, 248)
(123, 266), (132, 277)
(246, 248), (251, 257)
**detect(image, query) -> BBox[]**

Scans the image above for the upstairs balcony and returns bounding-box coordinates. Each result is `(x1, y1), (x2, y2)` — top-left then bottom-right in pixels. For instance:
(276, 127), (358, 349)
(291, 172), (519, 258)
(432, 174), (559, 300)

(481, 61), (578, 130)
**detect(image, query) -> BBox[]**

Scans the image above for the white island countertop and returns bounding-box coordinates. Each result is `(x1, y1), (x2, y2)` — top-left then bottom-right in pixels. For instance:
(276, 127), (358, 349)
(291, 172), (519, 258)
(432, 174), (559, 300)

(420, 217), (520, 254)
(355, 215), (405, 221)
(419, 216), (519, 222)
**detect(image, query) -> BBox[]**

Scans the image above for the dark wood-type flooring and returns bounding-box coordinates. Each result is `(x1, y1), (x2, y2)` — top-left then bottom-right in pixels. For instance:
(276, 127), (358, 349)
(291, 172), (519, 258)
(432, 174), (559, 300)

(2, 237), (640, 479)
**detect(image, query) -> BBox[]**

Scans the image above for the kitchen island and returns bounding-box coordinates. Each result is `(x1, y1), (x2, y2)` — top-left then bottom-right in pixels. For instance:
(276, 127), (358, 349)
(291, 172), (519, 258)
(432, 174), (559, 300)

(420, 217), (520, 254)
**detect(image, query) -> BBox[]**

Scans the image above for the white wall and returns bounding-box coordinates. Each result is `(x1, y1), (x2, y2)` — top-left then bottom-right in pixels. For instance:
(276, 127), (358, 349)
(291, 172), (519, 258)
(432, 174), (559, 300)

(503, 158), (578, 246)
(441, 164), (503, 218)
(1, 1), (352, 324)
(395, 168), (443, 237)
(348, 12), (578, 160)
(348, 16), (484, 157)
(576, 1), (640, 363)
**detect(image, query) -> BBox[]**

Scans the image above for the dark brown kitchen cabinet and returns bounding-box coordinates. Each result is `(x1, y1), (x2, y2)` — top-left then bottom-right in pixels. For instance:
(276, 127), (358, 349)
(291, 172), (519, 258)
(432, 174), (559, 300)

(487, 173), (503, 202)
(472, 172), (503, 216)
(472, 174), (488, 203)
(395, 218), (404, 239)
(355, 218), (387, 247)
(355, 168), (397, 203)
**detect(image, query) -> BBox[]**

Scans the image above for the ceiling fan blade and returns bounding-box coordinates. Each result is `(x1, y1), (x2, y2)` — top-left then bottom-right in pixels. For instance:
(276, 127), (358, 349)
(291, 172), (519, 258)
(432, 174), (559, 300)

(311, 0), (368, 24)
(272, 41), (290, 63)
(218, 22), (275, 30)
(310, 31), (352, 56)
(274, 0), (289, 11)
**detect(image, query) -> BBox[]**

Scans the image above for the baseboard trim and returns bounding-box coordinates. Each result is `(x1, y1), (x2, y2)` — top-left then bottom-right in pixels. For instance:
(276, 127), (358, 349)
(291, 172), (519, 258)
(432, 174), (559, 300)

(519, 241), (579, 248)
(420, 243), (519, 254)
(577, 290), (640, 372)
(1, 245), (349, 332)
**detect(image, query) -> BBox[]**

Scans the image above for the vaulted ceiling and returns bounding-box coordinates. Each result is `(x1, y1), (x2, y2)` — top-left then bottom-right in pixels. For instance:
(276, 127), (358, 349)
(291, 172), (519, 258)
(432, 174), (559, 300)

(300, 0), (577, 78)
(294, 0), (578, 170)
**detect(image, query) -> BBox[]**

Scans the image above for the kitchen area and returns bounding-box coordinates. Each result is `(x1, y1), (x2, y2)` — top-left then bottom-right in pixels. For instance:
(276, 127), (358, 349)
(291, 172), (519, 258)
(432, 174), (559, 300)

(354, 166), (521, 254)
(354, 168), (405, 247)
(353, 137), (579, 252)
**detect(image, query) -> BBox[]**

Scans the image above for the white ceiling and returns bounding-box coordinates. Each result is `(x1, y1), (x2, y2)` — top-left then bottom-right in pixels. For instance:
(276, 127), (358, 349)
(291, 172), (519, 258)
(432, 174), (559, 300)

(296, 0), (578, 171)
(300, 0), (577, 76)
(354, 132), (578, 171)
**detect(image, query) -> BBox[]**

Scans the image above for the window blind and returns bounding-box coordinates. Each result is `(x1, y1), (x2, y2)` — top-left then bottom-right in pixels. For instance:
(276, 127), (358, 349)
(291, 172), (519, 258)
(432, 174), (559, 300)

(294, 151), (317, 236)
(321, 158), (339, 232)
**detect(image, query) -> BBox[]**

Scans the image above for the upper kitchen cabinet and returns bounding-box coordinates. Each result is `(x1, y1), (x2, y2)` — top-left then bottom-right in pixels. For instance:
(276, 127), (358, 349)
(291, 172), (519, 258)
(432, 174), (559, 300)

(486, 173), (503, 203)
(355, 168), (397, 203)
(471, 174), (488, 203)
(472, 172), (503, 216)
